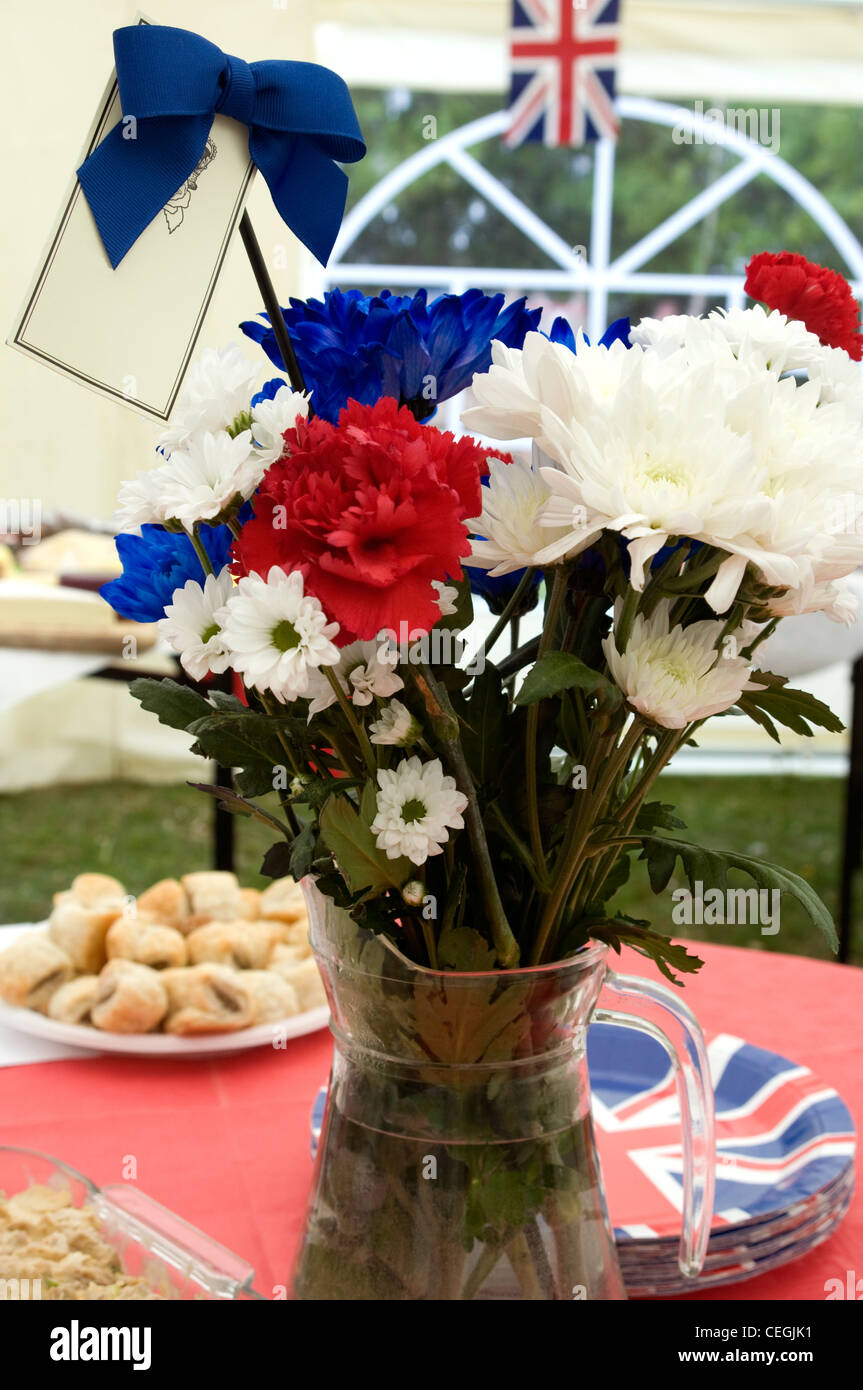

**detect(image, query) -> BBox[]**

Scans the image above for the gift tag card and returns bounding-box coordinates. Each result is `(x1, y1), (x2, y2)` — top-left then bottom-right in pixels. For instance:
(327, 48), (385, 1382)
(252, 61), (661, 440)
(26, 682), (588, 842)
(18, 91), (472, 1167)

(7, 16), (255, 422)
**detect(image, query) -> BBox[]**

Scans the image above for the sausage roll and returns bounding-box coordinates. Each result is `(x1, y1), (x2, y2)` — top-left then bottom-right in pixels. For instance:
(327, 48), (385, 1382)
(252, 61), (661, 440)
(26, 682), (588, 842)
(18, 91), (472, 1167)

(0, 934), (73, 1012)
(90, 960), (168, 1034)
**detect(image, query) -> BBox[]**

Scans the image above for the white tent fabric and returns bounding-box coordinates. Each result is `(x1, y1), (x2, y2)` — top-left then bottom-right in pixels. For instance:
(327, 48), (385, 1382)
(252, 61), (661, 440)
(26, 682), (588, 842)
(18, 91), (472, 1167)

(315, 1), (863, 104)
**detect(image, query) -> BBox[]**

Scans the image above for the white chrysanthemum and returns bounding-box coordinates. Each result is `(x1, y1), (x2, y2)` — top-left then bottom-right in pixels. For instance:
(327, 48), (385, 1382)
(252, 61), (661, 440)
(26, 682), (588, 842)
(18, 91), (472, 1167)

(159, 430), (265, 528)
(467, 449), (574, 574)
(768, 575), (858, 626)
(371, 756), (467, 865)
(432, 581), (459, 616)
(369, 699), (421, 747)
(805, 345), (863, 423)
(463, 332), (635, 463)
(158, 568), (234, 681)
(217, 567), (340, 703)
(304, 640), (404, 717)
(470, 329), (863, 611)
(158, 345), (262, 451)
(631, 307), (823, 377)
(603, 600), (760, 730)
(250, 384), (310, 465)
(708, 306), (824, 375)
(114, 463), (175, 531)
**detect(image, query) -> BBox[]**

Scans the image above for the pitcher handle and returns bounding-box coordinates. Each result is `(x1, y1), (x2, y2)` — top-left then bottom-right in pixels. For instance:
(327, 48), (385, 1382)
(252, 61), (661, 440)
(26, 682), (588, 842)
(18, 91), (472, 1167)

(595, 970), (715, 1278)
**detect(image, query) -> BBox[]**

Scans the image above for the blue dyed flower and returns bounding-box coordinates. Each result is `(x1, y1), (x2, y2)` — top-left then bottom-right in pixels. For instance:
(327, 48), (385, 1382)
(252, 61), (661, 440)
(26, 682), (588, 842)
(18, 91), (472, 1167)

(101, 523), (235, 623)
(547, 315), (631, 352)
(240, 288), (542, 423)
(466, 566), (543, 618)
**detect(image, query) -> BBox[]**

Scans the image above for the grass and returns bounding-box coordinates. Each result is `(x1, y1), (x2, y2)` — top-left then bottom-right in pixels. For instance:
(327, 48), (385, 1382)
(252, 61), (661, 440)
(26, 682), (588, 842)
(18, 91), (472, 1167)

(0, 776), (855, 965)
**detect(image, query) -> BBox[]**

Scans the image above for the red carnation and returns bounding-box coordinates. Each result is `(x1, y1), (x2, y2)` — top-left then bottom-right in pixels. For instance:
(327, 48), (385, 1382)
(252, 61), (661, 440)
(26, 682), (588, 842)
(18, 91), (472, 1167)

(745, 251), (862, 360)
(232, 397), (503, 642)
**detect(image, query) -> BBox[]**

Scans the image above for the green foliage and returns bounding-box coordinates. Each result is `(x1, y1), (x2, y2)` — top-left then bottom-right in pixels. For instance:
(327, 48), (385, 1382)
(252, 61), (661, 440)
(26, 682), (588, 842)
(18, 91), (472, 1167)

(319, 792), (411, 894)
(737, 677), (845, 744)
(514, 652), (621, 710)
(638, 833), (838, 952)
(129, 677), (211, 731)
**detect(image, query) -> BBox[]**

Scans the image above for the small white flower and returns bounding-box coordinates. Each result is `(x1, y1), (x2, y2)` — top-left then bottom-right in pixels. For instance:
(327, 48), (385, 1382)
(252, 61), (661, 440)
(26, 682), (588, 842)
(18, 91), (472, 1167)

(251, 384), (310, 465)
(304, 640), (404, 716)
(602, 600), (760, 730)
(160, 430), (264, 528)
(371, 756), (467, 865)
(432, 581), (459, 617)
(158, 345), (262, 451)
(369, 699), (421, 747)
(467, 449), (574, 575)
(158, 568), (234, 681)
(217, 567), (340, 703)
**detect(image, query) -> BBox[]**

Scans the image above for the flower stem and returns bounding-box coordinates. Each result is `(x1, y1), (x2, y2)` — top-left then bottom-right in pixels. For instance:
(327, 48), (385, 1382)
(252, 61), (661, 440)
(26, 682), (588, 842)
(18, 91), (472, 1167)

(186, 526), (214, 577)
(323, 667), (376, 775)
(415, 663), (520, 967)
(525, 565), (569, 872)
(477, 566), (537, 661)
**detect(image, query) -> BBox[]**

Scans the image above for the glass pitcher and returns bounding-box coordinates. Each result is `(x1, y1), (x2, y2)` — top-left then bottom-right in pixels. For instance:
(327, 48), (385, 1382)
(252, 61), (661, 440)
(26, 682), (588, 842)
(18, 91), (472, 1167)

(293, 880), (714, 1301)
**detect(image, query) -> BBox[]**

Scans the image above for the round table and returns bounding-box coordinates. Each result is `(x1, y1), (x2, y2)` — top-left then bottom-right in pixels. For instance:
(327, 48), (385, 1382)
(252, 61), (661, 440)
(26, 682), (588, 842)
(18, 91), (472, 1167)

(0, 940), (858, 1301)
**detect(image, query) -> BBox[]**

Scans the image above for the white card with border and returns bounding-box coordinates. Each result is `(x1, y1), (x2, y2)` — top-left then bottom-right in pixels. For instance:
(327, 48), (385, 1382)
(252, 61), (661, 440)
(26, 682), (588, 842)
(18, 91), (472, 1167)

(7, 16), (255, 422)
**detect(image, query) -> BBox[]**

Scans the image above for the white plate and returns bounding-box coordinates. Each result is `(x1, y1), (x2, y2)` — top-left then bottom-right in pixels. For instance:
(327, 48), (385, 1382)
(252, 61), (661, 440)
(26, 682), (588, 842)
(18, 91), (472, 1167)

(0, 922), (330, 1058)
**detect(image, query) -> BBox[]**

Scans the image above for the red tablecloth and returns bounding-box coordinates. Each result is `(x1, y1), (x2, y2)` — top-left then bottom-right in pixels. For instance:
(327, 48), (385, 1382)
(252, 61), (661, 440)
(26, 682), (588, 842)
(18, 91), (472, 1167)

(0, 941), (859, 1300)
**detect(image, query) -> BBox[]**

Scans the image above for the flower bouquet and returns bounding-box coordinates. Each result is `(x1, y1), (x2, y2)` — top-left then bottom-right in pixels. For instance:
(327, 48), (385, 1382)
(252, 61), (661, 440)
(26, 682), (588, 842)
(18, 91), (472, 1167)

(104, 254), (862, 1299)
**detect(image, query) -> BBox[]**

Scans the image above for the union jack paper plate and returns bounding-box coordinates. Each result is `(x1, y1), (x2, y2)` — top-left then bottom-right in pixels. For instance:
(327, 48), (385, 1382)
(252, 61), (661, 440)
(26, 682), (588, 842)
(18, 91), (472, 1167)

(309, 1026), (855, 1294)
(589, 1026), (855, 1239)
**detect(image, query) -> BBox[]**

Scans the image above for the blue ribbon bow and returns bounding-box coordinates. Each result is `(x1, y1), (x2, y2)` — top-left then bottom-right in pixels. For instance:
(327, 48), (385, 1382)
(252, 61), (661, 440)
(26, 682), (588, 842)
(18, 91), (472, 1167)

(77, 25), (366, 269)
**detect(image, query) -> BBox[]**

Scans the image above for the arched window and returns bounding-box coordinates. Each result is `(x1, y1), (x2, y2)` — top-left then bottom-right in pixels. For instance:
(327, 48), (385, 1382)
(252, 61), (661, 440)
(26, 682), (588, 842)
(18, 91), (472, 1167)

(314, 95), (863, 387)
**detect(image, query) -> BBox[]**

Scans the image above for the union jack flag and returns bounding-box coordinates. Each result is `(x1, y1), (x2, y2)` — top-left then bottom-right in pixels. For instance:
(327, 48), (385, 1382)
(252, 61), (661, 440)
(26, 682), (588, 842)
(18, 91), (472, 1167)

(506, 0), (621, 149)
(589, 1027), (856, 1238)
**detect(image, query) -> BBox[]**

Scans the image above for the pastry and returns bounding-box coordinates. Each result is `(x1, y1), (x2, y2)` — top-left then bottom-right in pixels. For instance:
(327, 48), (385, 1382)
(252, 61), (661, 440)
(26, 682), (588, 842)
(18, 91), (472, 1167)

(162, 964), (254, 1035)
(135, 878), (190, 933)
(47, 975), (100, 1025)
(242, 971), (300, 1024)
(90, 960), (168, 1034)
(237, 888), (261, 920)
(48, 901), (122, 974)
(258, 877), (308, 925)
(181, 871), (243, 925)
(185, 920), (284, 971)
(0, 935), (72, 1012)
(268, 953), (327, 1012)
(69, 873), (126, 906)
(105, 919), (187, 970)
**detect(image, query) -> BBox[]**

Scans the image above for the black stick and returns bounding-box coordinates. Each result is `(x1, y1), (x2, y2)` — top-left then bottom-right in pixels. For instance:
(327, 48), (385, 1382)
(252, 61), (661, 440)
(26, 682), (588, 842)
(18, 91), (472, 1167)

(238, 211), (307, 395)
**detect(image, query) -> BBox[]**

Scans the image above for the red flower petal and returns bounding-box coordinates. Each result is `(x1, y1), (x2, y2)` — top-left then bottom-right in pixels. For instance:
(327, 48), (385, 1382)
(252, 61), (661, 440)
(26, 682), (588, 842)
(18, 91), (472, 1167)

(745, 251), (863, 360)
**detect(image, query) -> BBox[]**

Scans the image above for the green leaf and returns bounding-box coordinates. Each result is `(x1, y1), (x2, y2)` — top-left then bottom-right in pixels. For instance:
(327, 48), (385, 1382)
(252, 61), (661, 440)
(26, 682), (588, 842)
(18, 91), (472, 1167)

(319, 794), (410, 894)
(638, 834), (838, 952)
(635, 801), (686, 833)
(589, 917), (705, 986)
(437, 926), (496, 971)
(129, 677), (212, 731)
(289, 822), (318, 880)
(187, 782), (288, 836)
(260, 841), (294, 880)
(514, 652), (621, 710)
(457, 663), (508, 790)
(738, 683), (845, 739)
(234, 764), (280, 797)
